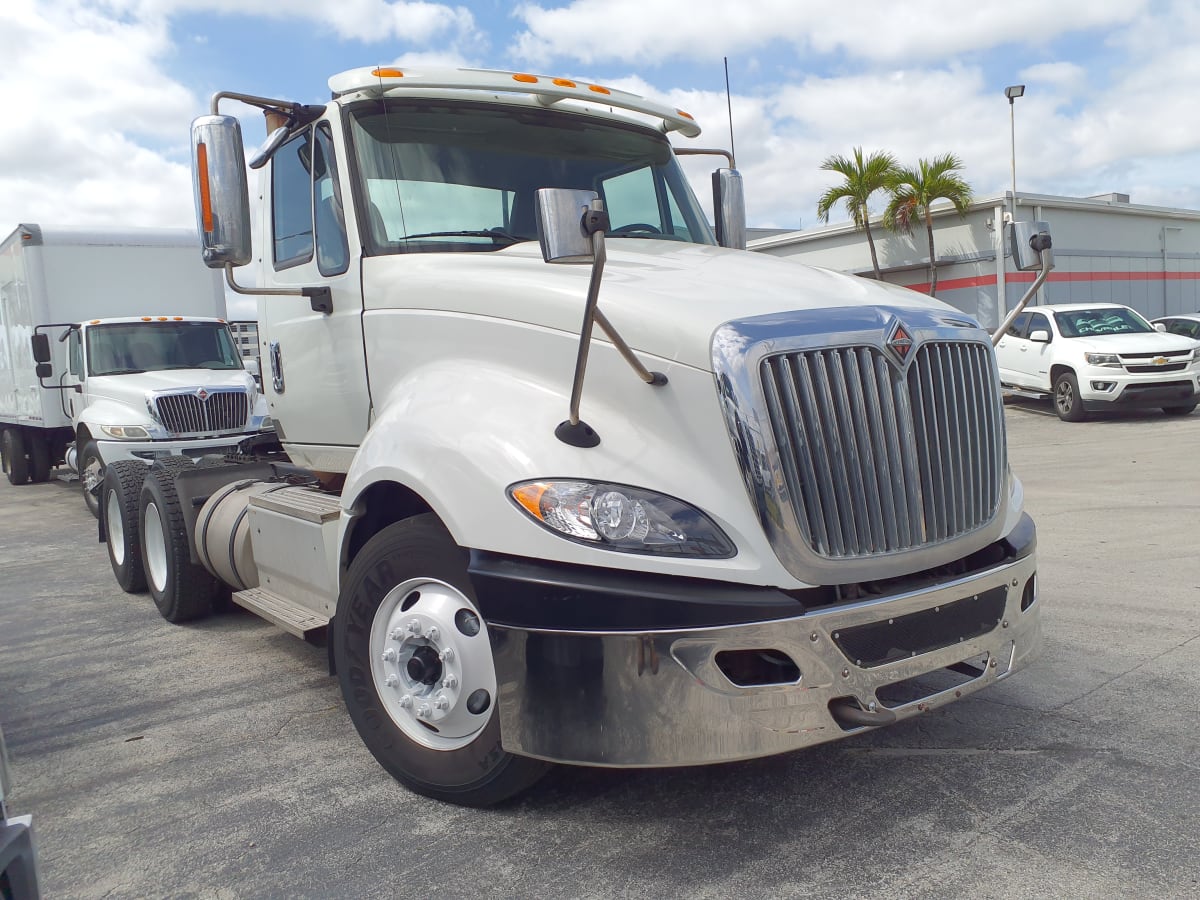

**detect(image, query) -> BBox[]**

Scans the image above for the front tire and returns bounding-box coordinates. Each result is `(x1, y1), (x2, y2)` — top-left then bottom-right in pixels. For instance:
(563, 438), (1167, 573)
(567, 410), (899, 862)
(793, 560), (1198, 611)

(1, 428), (29, 486)
(80, 439), (104, 517)
(334, 515), (549, 806)
(139, 462), (218, 623)
(104, 461), (149, 593)
(1053, 371), (1086, 422)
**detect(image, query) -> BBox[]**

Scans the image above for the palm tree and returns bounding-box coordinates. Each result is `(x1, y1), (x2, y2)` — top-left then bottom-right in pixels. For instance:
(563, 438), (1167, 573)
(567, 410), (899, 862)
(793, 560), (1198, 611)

(816, 148), (897, 279)
(882, 153), (973, 296)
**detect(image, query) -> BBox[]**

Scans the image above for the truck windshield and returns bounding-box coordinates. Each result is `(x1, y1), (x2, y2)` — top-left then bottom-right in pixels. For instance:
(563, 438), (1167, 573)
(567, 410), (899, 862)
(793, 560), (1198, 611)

(86, 322), (243, 376)
(347, 100), (717, 254)
(1054, 308), (1154, 337)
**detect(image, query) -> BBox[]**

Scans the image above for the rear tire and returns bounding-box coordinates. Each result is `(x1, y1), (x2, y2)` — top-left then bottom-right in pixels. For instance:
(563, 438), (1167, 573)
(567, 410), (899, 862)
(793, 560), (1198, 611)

(80, 439), (103, 518)
(1053, 372), (1086, 422)
(1, 428), (30, 486)
(334, 515), (549, 806)
(104, 461), (149, 593)
(27, 433), (51, 483)
(140, 461), (218, 623)
(1163, 403), (1197, 417)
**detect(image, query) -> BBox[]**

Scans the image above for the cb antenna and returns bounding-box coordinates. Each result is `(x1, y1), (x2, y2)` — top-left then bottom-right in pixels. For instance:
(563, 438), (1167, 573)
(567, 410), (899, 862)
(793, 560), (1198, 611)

(724, 57), (737, 168)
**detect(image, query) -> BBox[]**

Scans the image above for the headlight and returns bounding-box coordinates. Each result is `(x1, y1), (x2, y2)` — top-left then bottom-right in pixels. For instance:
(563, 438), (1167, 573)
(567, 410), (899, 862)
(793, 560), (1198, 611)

(509, 480), (735, 558)
(1192, 347), (1200, 363)
(1084, 352), (1121, 367)
(99, 425), (151, 439)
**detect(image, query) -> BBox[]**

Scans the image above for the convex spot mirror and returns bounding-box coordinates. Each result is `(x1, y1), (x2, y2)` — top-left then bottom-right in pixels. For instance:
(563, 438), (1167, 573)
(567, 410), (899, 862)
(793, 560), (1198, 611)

(191, 114), (252, 269)
(535, 189), (602, 264)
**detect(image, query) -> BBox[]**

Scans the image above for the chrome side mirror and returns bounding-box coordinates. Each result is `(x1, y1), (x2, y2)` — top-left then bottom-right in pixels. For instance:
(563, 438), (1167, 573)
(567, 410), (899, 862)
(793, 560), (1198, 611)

(534, 189), (602, 264)
(712, 168), (746, 250)
(191, 115), (252, 268)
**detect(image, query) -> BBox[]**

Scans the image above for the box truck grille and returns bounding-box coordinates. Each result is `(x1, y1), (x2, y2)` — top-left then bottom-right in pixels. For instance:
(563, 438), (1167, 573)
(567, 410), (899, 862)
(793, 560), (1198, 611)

(153, 389), (249, 435)
(760, 341), (1005, 560)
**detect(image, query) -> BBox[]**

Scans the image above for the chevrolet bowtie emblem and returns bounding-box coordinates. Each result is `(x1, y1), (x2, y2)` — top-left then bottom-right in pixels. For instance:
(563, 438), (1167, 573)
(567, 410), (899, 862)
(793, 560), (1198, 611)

(1152, 357), (1167, 366)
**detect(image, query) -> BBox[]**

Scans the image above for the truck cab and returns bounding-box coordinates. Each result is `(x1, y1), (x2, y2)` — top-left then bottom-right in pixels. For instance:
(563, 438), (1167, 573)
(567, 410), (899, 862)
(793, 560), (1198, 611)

(95, 65), (1043, 806)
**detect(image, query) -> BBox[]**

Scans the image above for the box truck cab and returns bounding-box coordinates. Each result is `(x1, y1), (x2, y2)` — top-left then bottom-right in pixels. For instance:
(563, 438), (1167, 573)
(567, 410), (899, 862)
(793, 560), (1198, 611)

(96, 66), (1041, 806)
(0, 224), (270, 514)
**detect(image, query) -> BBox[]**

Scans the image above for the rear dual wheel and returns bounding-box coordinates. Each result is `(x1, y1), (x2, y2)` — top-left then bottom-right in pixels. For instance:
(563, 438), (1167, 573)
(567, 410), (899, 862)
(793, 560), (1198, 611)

(104, 461), (149, 592)
(139, 458), (219, 623)
(334, 515), (548, 806)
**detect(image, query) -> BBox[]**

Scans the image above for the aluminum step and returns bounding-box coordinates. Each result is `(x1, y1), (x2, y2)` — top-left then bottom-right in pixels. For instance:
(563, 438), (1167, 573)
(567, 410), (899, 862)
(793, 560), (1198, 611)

(1002, 386), (1050, 401)
(248, 485), (341, 523)
(232, 586), (330, 638)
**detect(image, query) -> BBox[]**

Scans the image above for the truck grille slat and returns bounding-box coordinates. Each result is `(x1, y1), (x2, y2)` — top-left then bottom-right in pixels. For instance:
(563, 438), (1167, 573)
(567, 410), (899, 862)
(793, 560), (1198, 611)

(761, 340), (1004, 560)
(153, 389), (249, 435)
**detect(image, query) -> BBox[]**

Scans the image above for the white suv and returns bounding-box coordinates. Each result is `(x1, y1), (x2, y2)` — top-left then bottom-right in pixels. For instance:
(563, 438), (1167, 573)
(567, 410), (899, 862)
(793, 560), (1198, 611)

(995, 303), (1200, 421)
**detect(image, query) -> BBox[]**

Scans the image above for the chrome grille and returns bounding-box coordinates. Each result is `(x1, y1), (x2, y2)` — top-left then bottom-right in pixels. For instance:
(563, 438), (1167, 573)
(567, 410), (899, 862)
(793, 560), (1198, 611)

(153, 389), (249, 435)
(760, 341), (1005, 559)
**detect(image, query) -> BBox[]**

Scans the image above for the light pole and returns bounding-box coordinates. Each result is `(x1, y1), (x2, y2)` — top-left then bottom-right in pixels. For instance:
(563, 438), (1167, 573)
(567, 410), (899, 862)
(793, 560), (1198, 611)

(1004, 84), (1025, 215)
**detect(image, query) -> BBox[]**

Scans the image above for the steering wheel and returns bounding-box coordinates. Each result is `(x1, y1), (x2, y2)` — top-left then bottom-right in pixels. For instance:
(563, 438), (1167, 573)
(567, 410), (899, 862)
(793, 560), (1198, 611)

(610, 223), (662, 235)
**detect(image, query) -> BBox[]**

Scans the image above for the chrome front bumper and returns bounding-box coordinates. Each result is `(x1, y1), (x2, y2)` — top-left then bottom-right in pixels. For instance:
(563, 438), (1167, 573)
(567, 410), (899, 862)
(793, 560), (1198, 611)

(490, 553), (1040, 767)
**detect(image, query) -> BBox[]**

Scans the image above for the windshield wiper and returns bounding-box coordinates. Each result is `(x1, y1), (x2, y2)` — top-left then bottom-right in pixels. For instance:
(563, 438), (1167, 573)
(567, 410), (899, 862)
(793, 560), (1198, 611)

(400, 229), (529, 246)
(95, 368), (145, 375)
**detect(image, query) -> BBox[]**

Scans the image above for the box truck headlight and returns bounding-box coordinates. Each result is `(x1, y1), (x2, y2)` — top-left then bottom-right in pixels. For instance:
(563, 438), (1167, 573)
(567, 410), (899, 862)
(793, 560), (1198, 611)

(100, 425), (152, 440)
(509, 480), (735, 558)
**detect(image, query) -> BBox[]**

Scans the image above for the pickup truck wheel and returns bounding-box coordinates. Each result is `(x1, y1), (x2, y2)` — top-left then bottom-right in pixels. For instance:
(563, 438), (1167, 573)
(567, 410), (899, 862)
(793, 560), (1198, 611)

(139, 463), (218, 623)
(80, 440), (104, 517)
(1162, 403), (1197, 417)
(1053, 372), (1086, 422)
(1, 428), (30, 486)
(334, 515), (549, 806)
(104, 461), (149, 593)
(27, 433), (51, 483)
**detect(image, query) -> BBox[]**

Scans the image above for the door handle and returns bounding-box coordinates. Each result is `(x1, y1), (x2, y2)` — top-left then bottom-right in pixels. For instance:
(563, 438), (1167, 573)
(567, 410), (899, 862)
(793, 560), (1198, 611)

(269, 341), (285, 393)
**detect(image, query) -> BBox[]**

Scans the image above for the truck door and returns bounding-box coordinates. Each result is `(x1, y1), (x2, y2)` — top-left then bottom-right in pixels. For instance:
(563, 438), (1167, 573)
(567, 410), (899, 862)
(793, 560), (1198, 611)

(260, 122), (369, 467)
(993, 311), (1031, 387)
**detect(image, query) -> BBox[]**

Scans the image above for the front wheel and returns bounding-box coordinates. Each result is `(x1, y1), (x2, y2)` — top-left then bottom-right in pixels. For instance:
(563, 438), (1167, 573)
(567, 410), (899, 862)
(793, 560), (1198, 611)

(104, 461), (149, 592)
(1053, 372), (1087, 422)
(334, 515), (549, 806)
(80, 440), (104, 517)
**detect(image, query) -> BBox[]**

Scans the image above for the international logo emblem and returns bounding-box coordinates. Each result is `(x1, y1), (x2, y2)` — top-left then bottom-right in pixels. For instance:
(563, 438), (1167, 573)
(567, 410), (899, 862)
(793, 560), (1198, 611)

(196, 388), (209, 401)
(883, 318), (915, 367)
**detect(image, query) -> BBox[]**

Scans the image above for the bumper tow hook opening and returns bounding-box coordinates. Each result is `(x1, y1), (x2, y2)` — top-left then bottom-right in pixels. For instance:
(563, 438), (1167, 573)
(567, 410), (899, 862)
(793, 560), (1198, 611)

(829, 698), (898, 730)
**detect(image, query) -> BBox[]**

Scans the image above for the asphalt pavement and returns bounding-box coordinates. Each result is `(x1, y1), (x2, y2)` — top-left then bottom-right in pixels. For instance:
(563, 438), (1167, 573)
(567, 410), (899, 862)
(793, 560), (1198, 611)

(2, 400), (1199, 899)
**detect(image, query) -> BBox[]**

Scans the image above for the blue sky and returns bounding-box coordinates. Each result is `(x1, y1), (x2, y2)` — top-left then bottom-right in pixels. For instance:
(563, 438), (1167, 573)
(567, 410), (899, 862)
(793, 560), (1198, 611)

(3, 0), (1199, 238)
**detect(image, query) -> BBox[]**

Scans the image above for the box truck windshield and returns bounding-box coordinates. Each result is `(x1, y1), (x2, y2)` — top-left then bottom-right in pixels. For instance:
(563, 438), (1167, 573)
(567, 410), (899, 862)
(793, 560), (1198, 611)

(86, 322), (242, 376)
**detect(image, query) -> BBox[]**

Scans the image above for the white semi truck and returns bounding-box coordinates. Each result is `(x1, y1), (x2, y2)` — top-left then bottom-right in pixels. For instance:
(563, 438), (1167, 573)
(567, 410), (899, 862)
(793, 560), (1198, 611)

(97, 66), (1043, 806)
(0, 224), (270, 514)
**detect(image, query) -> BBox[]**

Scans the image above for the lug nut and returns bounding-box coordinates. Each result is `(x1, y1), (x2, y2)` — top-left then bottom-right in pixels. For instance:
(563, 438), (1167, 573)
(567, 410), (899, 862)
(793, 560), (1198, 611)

(381, 648), (397, 663)
(407, 619), (421, 634)
(384, 674), (398, 688)
(809, 632), (819, 642)
(388, 628), (401, 641)
(440, 648), (455, 662)
(417, 704), (432, 719)
(398, 695), (413, 708)
(426, 626), (440, 641)
(841, 668), (850, 678)
(435, 695), (450, 711)
(442, 674), (458, 689)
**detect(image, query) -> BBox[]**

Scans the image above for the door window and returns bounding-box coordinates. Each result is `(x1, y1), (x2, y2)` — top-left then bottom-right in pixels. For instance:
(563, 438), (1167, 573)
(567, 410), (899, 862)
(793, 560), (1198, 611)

(313, 124), (349, 276)
(273, 130), (315, 268)
(1007, 312), (1030, 338)
(1027, 313), (1051, 340)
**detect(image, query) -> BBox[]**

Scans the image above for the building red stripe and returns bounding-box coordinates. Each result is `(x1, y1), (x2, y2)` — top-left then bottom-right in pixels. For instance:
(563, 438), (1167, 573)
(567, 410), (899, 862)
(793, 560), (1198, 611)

(904, 270), (1200, 293)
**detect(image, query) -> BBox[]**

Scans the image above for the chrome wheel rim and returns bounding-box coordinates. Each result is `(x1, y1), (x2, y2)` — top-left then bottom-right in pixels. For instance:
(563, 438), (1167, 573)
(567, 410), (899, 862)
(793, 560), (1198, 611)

(107, 489), (125, 566)
(1056, 382), (1074, 415)
(370, 577), (496, 751)
(143, 501), (168, 592)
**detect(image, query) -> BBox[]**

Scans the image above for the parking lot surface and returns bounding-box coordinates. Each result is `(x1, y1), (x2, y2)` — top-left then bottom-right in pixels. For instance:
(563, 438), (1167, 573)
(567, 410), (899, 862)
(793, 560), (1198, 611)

(2, 402), (1199, 899)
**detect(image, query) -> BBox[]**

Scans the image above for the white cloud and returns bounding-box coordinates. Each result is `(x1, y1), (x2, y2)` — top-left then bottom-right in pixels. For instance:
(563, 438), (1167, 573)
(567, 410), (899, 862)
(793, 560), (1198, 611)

(512, 0), (1148, 66)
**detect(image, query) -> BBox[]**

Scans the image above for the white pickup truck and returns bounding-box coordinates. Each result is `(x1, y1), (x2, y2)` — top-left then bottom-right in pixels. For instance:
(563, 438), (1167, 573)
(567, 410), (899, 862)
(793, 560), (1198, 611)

(994, 302), (1200, 421)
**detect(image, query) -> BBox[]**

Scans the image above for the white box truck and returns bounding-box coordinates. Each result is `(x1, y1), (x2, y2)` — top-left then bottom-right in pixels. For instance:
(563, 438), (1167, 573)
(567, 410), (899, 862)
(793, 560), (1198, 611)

(0, 224), (270, 514)
(96, 66), (1042, 806)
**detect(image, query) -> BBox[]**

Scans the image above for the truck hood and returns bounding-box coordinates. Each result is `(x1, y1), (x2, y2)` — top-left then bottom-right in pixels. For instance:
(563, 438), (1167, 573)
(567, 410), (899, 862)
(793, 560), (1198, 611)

(87, 368), (255, 420)
(364, 240), (972, 370)
(1066, 333), (1197, 355)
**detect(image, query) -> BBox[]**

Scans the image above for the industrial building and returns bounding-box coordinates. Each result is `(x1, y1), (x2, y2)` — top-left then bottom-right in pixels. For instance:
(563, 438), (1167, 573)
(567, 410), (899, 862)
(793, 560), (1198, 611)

(749, 191), (1200, 331)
